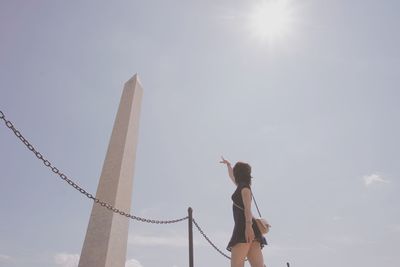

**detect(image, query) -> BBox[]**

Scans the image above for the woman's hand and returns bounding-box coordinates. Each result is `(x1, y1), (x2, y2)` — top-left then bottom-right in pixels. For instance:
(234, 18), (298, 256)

(245, 223), (255, 243)
(220, 156), (231, 165)
(220, 156), (236, 185)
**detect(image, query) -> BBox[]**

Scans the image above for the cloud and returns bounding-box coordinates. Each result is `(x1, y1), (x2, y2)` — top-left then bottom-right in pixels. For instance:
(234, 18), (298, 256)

(0, 254), (12, 262)
(125, 258), (144, 267)
(54, 253), (79, 267)
(332, 216), (343, 221)
(388, 224), (400, 233)
(265, 244), (314, 257)
(54, 253), (143, 267)
(363, 173), (389, 186)
(324, 234), (365, 246)
(129, 234), (188, 247)
(128, 230), (209, 248)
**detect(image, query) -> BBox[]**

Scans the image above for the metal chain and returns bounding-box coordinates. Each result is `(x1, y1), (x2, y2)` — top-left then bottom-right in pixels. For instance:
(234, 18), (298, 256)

(1, 110), (268, 264)
(192, 219), (250, 262)
(0, 110), (188, 224)
(192, 218), (232, 260)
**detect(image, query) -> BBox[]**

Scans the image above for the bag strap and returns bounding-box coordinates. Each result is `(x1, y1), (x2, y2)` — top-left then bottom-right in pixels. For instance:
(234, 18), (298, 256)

(251, 192), (263, 218)
(232, 201), (244, 210)
(232, 189), (263, 217)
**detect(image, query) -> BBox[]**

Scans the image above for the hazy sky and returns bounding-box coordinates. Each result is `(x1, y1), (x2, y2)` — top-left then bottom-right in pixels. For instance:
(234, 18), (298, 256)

(1, 1), (399, 267)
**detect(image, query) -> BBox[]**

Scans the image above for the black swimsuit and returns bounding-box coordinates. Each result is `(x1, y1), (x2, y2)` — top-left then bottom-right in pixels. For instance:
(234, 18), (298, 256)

(227, 182), (267, 251)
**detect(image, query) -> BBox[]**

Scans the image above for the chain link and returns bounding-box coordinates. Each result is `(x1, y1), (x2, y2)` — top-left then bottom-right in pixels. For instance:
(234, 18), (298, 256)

(192, 218), (233, 260)
(0, 110), (188, 225)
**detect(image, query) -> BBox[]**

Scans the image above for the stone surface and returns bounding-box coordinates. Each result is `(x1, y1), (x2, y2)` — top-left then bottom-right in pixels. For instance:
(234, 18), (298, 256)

(78, 74), (143, 267)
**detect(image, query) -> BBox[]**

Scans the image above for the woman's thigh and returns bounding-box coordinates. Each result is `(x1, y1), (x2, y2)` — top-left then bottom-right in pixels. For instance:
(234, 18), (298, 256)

(247, 241), (264, 267)
(231, 243), (251, 267)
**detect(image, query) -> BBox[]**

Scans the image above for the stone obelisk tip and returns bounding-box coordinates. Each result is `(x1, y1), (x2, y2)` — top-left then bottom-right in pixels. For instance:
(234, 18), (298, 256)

(125, 73), (142, 87)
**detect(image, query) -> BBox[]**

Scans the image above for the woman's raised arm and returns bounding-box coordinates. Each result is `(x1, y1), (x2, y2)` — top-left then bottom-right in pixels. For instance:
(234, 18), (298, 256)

(220, 156), (237, 185)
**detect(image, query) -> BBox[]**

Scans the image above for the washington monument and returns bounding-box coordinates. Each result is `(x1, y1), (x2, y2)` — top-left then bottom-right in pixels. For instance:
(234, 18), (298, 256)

(78, 74), (143, 267)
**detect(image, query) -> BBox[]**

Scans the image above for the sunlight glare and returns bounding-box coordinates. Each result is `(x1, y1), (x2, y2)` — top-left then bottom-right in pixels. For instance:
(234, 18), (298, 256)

(248, 0), (294, 42)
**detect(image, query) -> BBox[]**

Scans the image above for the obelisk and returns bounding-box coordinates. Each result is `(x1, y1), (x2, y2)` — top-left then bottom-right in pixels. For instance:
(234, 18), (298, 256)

(78, 74), (143, 267)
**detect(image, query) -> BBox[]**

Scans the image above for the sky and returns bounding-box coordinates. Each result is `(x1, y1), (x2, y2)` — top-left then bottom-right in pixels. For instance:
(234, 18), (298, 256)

(0, 0), (399, 267)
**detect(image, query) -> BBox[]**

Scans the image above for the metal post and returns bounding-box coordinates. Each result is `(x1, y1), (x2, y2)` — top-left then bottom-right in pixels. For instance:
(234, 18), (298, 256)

(287, 262), (290, 267)
(188, 207), (194, 267)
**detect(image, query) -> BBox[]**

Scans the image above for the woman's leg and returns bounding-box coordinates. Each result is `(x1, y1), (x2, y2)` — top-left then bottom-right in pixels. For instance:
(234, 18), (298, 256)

(231, 243), (251, 267)
(247, 241), (265, 267)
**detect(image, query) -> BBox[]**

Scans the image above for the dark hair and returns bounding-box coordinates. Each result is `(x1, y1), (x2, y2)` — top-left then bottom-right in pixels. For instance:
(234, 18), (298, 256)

(233, 162), (252, 186)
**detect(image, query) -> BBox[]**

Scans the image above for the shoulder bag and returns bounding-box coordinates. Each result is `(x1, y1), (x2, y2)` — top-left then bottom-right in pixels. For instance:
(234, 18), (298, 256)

(233, 191), (271, 235)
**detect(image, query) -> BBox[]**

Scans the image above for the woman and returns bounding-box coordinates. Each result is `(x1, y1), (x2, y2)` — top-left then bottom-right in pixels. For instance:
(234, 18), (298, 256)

(220, 156), (267, 267)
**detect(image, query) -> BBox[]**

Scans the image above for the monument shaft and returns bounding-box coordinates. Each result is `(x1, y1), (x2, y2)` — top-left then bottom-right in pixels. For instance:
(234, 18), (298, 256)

(79, 74), (143, 267)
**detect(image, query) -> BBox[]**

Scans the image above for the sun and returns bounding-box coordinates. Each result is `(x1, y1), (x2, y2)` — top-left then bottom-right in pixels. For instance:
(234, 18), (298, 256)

(248, 0), (294, 42)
